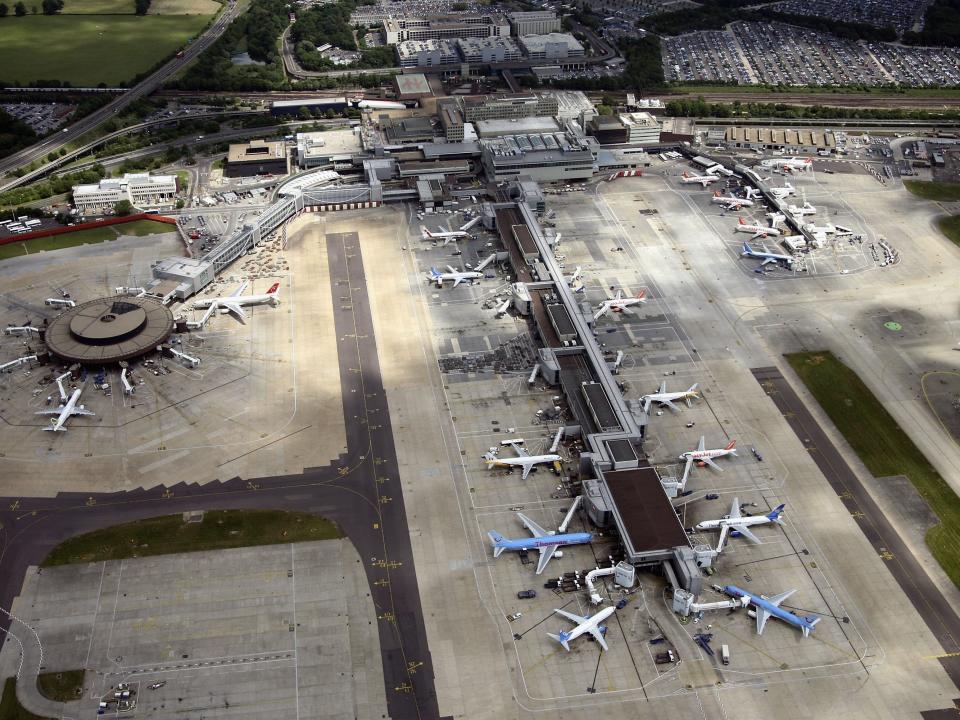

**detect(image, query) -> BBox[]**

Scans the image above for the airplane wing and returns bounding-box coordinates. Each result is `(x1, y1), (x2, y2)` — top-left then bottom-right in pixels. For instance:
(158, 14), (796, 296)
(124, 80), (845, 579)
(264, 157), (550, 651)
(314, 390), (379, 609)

(660, 398), (680, 412)
(507, 442), (529, 458)
(535, 543), (559, 574)
(697, 437), (706, 452)
(766, 589), (796, 607)
(554, 608), (588, 625)
(219, 301), (247, 323)
(657, 381), (667, 394)
(447, 265), (457, 273)
(452, 276), (464, 288)
(593, 304), (610, 322)
(520, 461), (534, 480)
(701, 457), (723, 472)
(752, 231), (767, 239)
(756, 607), (772, 635)
(716, 524), (730, 552)
(588, 626), (609, 651)
(731, 524), (761, 544)
(35, 408), (64, 415)
(230, 280), (249, 298)
(761, 257), (777, 266)
(517, 512), (549, 538)
(729, 498), (741, 519)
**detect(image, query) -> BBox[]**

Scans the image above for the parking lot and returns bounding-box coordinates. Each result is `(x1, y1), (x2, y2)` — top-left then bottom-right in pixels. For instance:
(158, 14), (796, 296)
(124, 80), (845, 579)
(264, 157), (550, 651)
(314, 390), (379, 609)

(0, 101), (74, 134)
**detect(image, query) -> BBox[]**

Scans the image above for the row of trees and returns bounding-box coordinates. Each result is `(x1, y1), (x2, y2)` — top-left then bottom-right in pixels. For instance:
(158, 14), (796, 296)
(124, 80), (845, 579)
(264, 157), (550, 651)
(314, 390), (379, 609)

(0, 165), (106, 208)
(0, 0), (64, 16)
(904, 0), (960, 46)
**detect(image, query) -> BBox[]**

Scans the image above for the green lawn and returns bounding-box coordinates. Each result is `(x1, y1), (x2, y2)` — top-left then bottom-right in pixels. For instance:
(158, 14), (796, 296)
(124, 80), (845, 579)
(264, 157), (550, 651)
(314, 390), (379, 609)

(785, 351), (960, 589)
(0, 219), (174, 261)
(0, 678), (48, 720)
(41, 510), (343, 566)
(0, 14), (211, 86)
(937, 215), (960, 248)
(904, 179), (960, 202)
(61, 0), (136, 13)
(36, 672), (84, 703)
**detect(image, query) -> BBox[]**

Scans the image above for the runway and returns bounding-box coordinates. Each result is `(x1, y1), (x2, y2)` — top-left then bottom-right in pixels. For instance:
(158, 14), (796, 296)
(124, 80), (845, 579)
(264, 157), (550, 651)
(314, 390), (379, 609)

(752, 366), (960, 696)
(0, 232), (446, 719)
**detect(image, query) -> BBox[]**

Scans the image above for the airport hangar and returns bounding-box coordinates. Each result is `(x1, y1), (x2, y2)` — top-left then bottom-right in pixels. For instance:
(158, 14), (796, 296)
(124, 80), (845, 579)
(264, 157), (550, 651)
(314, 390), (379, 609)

(143, 171), (706, 594)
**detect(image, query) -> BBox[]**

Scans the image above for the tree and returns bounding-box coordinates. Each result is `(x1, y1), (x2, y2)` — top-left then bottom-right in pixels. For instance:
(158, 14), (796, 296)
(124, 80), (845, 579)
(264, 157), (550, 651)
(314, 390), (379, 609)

(14, 2), (26, 15)
(41, 0), (63, 14)
(114, 199), (133, 216)
(0, 4), (8, 16)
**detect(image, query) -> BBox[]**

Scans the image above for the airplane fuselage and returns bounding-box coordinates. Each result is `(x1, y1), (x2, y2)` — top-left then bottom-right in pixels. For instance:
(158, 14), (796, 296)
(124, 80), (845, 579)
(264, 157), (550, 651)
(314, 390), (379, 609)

(557, 606), (615, 648)
(496, 532), (593, 552)
(723, 585), (818, 635)
(488, 453), (561, 470)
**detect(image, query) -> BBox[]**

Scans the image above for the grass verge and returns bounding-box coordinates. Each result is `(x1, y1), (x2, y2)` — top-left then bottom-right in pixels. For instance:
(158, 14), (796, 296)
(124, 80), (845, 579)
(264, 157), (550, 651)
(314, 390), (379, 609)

(904, 179), (960, 202)
(0, 219), (174, 261)
(41, 510), (343, 566)
(36, 672), (84, 703)
(936, 215), (960, 248)
(0, 678), (48, 720)
(785, 351), (960, 589)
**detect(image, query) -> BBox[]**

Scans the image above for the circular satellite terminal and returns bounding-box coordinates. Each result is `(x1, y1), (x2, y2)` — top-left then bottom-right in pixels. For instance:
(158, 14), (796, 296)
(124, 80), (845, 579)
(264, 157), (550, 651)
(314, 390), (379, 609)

(45, 297), (174, 364)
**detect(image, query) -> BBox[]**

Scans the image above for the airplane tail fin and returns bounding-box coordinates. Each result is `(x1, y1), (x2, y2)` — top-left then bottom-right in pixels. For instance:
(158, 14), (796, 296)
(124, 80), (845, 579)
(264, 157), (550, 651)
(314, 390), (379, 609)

(636, 289), (647, 301)
(488, 531), (507, 557)
(738, 217), (745, 225)
(266, 282), (280, 295)
(682, 171), (689, 178)
(688, 383), (699, 395)
(547, 632), (571, 651)
(802, 616), (821, 637)
(742, 242), (753, 254)
(725, 439), (737, 452)
(768, 504), (786, 524)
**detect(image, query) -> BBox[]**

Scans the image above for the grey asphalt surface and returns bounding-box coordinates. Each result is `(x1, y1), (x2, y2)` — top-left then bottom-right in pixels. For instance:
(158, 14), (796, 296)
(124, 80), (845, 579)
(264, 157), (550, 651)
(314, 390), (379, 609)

(752, 366), (960, 699)
(0, 231), (446, 719)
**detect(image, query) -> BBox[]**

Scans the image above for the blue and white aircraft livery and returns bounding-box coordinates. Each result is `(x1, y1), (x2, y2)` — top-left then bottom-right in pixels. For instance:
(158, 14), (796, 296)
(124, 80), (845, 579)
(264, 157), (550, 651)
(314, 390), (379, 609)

(695, 497), (786, 551)
(488, 501), (592, 575)
(547, 605), (616, 652)
(741, 242), (794, 268)
(721, 585), (820, 638)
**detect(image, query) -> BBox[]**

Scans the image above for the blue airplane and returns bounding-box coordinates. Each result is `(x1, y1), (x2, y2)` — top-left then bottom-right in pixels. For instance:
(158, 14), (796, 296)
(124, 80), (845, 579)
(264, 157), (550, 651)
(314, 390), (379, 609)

(488, 508), (593, 575)
(741, 242), (794, 267)
(721, 584), (820, 638)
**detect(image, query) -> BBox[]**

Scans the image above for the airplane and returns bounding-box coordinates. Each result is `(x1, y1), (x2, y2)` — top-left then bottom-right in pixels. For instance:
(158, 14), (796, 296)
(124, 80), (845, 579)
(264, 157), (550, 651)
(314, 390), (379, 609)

(488, 498), (592, 574)
(719, 584), (820, 638)
(593, 289), (646, 321)
(711, 192), (753, 210)
(421, 227), (471, 245)
(681, 171), (720, 187)
(679, 436), (737, 472)
(565, 266), (584, 293)
(548, 605), (617, 652)
(484, 427), (563, 480)
(429, 254), (496, 288)
(35, 372), (94, 432)
(494, 298), (511, 317)
(192, 282), (280, 323)
(640, 381), (699, 413)
(695, 497), (786, 550)
(735, 217), (781, 239)
(760, 157), (813, 173)
(741, 242), (794, 268)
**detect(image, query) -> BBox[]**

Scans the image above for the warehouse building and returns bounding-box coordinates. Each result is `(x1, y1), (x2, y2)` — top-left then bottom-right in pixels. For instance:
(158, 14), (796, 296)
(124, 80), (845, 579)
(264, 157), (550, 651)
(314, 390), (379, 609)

(396, 39), (460, 68)
(72, 173), (177, 214)
(480, 132), (596, 182)
(456, 36), (523, 63)
(295, 130), (363, 169)
(508, 10), (561, 36)
(518, 33), (584, 61)
(225, 140), (289, 178)
(724, 127), (837, 153)
(384, 14), (510, 43)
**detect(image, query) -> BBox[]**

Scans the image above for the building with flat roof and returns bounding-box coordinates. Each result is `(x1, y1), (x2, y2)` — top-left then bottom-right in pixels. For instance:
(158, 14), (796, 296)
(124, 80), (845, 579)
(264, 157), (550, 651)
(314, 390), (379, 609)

(225, 139), (289, 177)
(380, 115), (437, 143)
(393, 72), (433, 100)
(620, 111), (660, 144)
(459, 92), (559, 122)
(519, 33), (584, 61)
(587, 115), (628, 144)
(475, 116), (560, 137)
(437, 98), (465, 141)
(72, 173), (177, 213)
(396, 39), (460, 68)
(384, 14), (509, 43)
(295, 130), (362, 169)
(456, 36), (522, 63)
(270, 97), (349, 117)
(724, 126), (836, 153)
(508, 10), (561, 36)
(480, 132), (596, 182)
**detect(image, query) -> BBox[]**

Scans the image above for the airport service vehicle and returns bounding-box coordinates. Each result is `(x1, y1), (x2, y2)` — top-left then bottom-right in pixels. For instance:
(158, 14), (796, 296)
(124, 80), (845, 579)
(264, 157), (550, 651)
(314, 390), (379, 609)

(548, 605), (616, 652)
(593, 289), (646, 321)
(192, 281), (280, 324)
(517, 589), (537, 599)
(760, 156), (813, 173)
(680, 171), (720, 188)
(721, 645), (730, 665)
(719, 584), (820, 637)
(740, 242), (794, 268)
(711, 192), (753, 210)
(640, 381), (699, 413)
(655, 650), (676, 664)
(484, 428), (563, 480)
(680, 437), (737, 473)
(695, 496), (786, 550)
(488, 497), (591, 575)
(36, 372), (94, 432)
(735, 217), (781, 239)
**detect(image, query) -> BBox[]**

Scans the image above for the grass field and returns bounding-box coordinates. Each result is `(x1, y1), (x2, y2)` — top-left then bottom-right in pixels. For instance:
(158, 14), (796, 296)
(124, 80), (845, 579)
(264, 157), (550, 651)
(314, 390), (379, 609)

(904, 179), (960, 202)
(0, 219), (174, 261)
(149, 0), (219, 14)
(41, 510), (343, 566)
(60, 0), (137, 13)
(36, 672), (84, 703)
(936, 215), (960, 248)
(0, 14), (211, 86)
(785, 351), (960, 590)
(0, 678), (47, 720)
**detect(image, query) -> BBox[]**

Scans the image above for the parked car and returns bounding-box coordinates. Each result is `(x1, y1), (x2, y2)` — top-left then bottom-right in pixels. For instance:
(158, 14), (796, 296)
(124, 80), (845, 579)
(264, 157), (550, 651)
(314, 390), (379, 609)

(517, 589), (536, 599)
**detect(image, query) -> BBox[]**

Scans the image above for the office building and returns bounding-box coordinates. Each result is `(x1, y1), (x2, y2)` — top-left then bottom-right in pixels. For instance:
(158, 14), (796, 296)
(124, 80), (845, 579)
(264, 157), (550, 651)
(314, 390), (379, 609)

(519, 33), (584, 61)
(620, 112), (661, 144)
(396, 39), (460, 68)
(295, 130), (363, 169)
(438, 99), (465, 141)
(508, 11), (561, 36)
(225, 139), (289, 178)
(380, 115), (437, 143)
(384, 14), (510, 43)
(72, 173), (178, 213)
(456, 36), (523, 63)
(459, 93), (559, 122)
(480, 132), (596, 182)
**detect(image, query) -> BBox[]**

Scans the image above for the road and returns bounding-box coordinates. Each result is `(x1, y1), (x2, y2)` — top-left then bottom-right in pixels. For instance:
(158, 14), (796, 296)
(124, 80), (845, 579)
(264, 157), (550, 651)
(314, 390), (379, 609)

(0, 0), (242, 178)
(0, 232), (446, 719)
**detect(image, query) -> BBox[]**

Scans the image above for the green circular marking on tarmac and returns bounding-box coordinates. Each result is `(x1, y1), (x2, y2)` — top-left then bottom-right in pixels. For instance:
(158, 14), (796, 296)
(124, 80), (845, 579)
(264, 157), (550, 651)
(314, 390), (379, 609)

(884, 321), (903, 331)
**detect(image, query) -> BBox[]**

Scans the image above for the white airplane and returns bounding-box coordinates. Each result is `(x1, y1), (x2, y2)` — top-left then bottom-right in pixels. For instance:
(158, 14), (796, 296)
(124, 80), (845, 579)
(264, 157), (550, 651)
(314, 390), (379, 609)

(192, 282), (280, 323)
(593, 289), (646, 321)
(494, 298), (511, 317)
(36, 372), (94, 432)
(679, 436), (737, 472)
(761, 157), (812, 173)
(769, 183), (795, 199)
(681, 171), (720, 187)
(484, 428), (563, 480)
(641, 381), (698, 413)
(548, 605), (616, 652)
(711, 192), (753, 210)
(565, 266), (584, 293)
(421, 227), (471, 245)
(741, 242), (794, 268)
(427, 254), (495, 288)
(696, 497), (786, 551)
(735, 217), (781, 239)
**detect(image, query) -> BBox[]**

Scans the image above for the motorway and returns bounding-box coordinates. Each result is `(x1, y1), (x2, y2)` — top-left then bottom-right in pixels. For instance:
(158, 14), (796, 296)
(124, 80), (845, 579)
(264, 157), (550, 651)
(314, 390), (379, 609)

(0, 0), (242, 178)
(0, 232), (446, 719)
